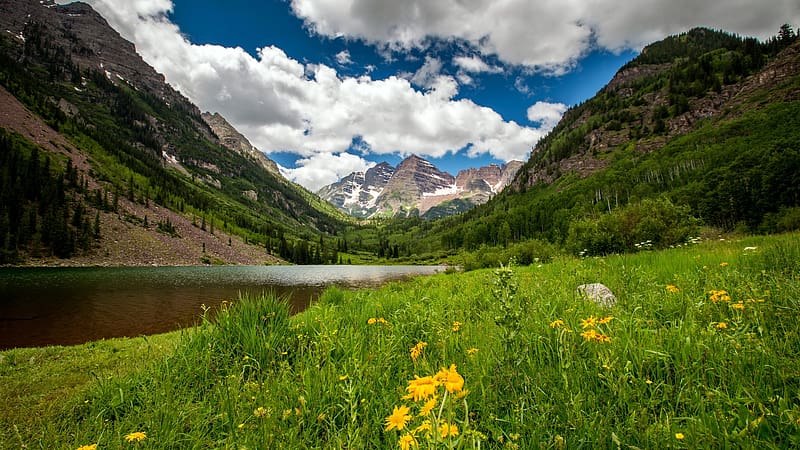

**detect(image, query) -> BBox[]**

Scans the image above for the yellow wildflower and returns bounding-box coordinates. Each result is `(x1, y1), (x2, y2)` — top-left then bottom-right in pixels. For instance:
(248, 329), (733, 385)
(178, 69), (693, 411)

(598, 315), (614, 325)
(666, 284), (680, 293)
(731, 302), (745, 310)
(580, 329), (599, 341)
(76, 445), (97, 450)
(419, 397), (438, 416)
(675, 432), (685, 440)
(451, 321), (462, 332)
(403, 375), (439, 402)
(709, 290), (731, 303)
(580, 329), (611, 343)
(124, 431), (146, 443)
(385, 405), (412, 431)
(438, 422), (459, 438)
(720, 262), (728, 267)
(368, 318), (377, 325)
(581, 316), (597, 329)
(399, 433), (417, 450)
(646, 379), (653, 385)
(254, 406), (269, 418)
(716, 322), (728, 330)
(415, 420), (433, 435)
(466, 347), (478, 356)
(377, 317), (388, 324)
(549, 319), (565, 328)
(410, 341), (427, 362)
(434, 364), (464, 394)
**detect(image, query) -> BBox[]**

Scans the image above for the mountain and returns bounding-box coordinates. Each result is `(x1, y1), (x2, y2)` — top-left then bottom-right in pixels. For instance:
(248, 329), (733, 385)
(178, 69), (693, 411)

(317, 155), (522, 218)
(381, 27), (799, 260)
(316, 162), (395, 217)
(0, 0), (345, 265)
(201, 112), (281, 177)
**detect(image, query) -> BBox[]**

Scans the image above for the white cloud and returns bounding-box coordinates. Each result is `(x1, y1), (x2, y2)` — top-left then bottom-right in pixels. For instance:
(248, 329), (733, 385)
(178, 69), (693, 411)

(409, 56), (443, 89)
(514, 76), (531, 94)
(281, 152), (376, 191)
(79, 0), (548, 190)
(527, 101), (568, 130)
(335, 50), (352, 65)
(456, 72), (474, 86)
(77, 0), (799, 191)
(291, 0), (800, 72)
(453, 55), (502, 74)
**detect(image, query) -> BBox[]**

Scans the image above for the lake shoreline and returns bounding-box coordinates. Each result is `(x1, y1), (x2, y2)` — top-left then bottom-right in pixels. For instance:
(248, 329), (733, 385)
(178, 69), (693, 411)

(0, 265), (447, 350)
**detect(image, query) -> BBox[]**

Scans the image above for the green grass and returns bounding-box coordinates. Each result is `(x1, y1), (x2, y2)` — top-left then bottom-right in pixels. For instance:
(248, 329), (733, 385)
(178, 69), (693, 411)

(2, 233), (800, 449)
(0, 332), (180, 448)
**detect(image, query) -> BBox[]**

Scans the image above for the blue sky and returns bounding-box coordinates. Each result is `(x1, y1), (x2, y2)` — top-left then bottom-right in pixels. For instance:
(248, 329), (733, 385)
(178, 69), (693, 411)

(80, 0), (798, 190)
(166, 0), (636, 175)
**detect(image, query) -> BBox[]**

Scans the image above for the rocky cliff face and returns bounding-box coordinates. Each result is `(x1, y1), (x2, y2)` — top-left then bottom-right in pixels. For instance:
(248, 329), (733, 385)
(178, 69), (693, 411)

(0, 0), (210, 140)
(317, 155), (522, 218)
(201, 112), (281, 176)
(316, 163), (395, 217)
(374, 155), (456, 216)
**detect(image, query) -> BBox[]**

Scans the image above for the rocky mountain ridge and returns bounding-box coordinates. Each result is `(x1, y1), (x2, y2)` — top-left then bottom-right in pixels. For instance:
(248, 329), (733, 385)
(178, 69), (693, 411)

(317, 155), (522, 218)
(201, 112), (281, 177)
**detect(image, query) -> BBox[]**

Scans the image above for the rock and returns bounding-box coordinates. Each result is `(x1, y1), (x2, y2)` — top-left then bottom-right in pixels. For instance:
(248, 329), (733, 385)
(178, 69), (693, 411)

(242, 190), (258, 202)
(577, 283), (617, 308)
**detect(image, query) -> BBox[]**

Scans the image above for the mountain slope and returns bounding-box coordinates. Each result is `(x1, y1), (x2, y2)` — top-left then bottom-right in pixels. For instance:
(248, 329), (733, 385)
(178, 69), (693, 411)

(401, 28), (800, 256)
(318, 156), (522, 218)
(316, 162), (395, 217)
(0, 0), (346, 264)
(201, 112), (281, 177)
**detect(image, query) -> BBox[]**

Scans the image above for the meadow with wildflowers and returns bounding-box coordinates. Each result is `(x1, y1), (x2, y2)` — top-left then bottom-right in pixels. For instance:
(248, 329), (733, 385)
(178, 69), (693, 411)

(1, 232), (800, 449)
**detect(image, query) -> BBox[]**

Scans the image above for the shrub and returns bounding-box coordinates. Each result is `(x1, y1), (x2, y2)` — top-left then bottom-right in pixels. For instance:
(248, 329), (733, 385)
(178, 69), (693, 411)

(566, 197), (700, 256)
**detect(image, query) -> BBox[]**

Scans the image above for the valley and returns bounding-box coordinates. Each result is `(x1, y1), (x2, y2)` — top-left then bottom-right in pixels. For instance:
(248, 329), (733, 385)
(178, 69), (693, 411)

(0, 0), (797, 272)
(1, 1), (799, 448)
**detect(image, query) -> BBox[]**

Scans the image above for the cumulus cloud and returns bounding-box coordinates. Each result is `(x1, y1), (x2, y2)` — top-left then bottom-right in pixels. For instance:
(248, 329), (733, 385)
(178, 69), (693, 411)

(280, 152), (376, 191)
(79, 0), (548, 190)
(291, 0), (800, 72)
(76, 0), (798, 191)
(527, 101), (568, 130)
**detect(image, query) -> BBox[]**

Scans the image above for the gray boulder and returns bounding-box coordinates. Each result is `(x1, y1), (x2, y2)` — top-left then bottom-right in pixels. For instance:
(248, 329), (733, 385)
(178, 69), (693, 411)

(577, 283), (617, 308)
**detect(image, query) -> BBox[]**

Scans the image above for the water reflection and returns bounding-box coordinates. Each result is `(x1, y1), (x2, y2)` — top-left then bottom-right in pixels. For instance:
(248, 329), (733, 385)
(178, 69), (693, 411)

(0, 265), (444, 349)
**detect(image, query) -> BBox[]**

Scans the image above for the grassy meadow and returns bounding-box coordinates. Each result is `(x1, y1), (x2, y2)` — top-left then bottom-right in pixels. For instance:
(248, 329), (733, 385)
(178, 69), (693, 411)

(2, 233), (800, 449)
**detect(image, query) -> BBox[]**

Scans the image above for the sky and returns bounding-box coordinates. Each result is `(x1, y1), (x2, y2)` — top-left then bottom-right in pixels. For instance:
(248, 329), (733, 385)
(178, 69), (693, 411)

(69, 0), (799, 192)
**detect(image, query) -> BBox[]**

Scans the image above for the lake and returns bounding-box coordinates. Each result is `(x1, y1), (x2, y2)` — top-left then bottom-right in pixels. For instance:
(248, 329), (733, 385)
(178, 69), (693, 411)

(0, 265), (446, 350)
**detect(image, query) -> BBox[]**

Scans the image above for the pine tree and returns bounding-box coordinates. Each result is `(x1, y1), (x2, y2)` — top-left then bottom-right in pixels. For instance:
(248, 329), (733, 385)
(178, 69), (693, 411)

(93, 211), (101, 239)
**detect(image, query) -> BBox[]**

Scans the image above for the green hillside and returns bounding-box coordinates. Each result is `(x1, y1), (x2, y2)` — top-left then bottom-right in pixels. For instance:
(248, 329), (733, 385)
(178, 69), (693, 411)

(0, 17), (352, 264)
(370, 28), (800, 264)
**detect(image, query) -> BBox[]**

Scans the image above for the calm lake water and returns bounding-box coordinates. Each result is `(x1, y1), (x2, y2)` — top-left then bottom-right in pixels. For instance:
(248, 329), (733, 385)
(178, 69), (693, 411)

(0, 265), (445, 350)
